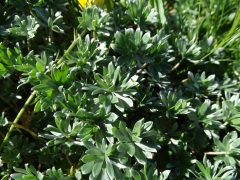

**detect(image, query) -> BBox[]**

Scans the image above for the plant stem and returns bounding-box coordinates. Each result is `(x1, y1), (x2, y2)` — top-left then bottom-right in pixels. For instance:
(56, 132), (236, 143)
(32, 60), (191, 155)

(0, 91), (37, 151)
(65, 150), (73, 166)
(136, 63), (148, 74)
(7, 122), (46, 144)
(57, 29), (88, 67)
(205, 151), (226, 155)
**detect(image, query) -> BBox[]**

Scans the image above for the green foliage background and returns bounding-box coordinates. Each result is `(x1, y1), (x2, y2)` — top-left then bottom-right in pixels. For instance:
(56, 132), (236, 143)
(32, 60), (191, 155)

(0, 0), (240, 179)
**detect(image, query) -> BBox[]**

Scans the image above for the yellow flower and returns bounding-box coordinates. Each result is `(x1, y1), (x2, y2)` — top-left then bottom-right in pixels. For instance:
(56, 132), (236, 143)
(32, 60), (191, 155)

(78, 0), (114, 10)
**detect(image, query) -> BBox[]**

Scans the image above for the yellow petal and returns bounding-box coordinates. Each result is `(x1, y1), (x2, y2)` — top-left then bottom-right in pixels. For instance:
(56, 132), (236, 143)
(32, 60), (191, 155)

(78, 0), (114, 9)
(78, 0), (92, 9)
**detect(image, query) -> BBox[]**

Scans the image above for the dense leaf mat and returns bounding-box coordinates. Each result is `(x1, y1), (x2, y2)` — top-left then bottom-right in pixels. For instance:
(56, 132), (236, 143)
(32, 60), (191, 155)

(0, 0), (240, 179)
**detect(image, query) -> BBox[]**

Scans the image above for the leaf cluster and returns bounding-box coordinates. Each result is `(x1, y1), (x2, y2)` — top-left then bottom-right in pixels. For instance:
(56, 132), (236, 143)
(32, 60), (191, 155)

(0, 0), (240, 179)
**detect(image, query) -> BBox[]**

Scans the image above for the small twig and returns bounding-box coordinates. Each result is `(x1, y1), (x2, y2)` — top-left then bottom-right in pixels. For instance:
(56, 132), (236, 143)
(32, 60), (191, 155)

(57, 29), (88, 67)
(205, 151), (226, 155)
(0, 91), (37, 151)
(136, 63), (148, 74)
(171, 59), (183, 72)
(7, 122), (46, 145)
(65, 150), (73, 166)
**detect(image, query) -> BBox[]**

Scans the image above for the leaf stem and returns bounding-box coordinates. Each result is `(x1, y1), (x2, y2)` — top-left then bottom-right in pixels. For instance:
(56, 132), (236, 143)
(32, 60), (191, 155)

(65, 150), (73, 167)
(0, 91), (37, 151)
(136, 63), (148, 74)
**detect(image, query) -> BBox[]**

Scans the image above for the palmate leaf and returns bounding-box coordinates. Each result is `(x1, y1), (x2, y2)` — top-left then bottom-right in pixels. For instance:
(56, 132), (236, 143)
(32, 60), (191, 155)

(155, 90), (193, 119)
(126, 0), (158, 29)
(227, 114), (240, 131)
(11, 165), (44, 180)
(113, 120), (159, 165)
(32, 7), (67, 33)
(81, 140), (125, 179)
(191, 156), (236, 180)
(111, 27), (169, 67)
(78, 6), (114, 37)
(0, 43), (24, 77)
(187, 98), (223, 138)
(83, 62), (138, 112)
(213, 131), (240, 167)
(2, 0), (240, 179)
(9, 15), (39, 40)
(183, 71), (219, 97)
(111, 28), (153, 65)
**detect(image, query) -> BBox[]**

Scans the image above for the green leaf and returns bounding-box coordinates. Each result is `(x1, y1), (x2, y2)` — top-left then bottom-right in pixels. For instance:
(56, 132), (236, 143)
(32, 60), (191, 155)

(135, 142), (157, 152)
(0, 112), (8, 126)
(70, 123), (82, 136)
(32, 83), (55, 91)
(134, 28), (143, 46)
(117, 143), (128, 153)
(228, 114), (240, 125)
(60, 64), (69, 84)
(75, 170), (82, 180)
(132, 119), (143, 135)
(36, 72), (54, 84)
(231, 139), (240, 149)
(114, 93), (133, 107)
(134, 147), (147, 165)
(130, 169), (141, 180)
(199, 99), (210, 117)
(112, 127), (130, 142)
(107, 62), (115, 77)
(36, 61), (45, 72)
(81, 162), (94, 175)
(112, 66), (120, 85)
(52, 68), (61, 83)
(127, 143), (135, 157)
(82, 154), (95, 163)
(115, 99), (125, 112)
(214, 138), (226, 151)
(142, 121), (153, 131)
(94, 73), (108, 89)
(196, 161), (207, 176)
(22, 175), (37, 180)
(92, 88), (106, 95)
(106, 161), (114, 179)
(86, 149), (103, 157)
(142, 32), (151, 45)
(154, 0), (166, 26)
(13, 167), (28, 174)
(92, 160), (103, 177)
(11, 173), (24, 179)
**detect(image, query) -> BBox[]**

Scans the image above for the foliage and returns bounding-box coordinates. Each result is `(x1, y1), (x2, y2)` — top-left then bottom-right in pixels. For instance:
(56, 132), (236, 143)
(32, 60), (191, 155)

(0, 0), (240, 179)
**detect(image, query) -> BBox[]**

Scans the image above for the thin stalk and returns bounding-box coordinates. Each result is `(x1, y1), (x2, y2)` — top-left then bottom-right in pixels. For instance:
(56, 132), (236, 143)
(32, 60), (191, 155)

(205, 151), (226, 155)
(0, 91), (37, 151)
(57, 29), (88, 66)
(7, 122), (46, 144)
(65, 150), (73, 166)
(57, 37), (79, 66)
(136, 63), (148, 74)
(7, 122), (37, 138)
